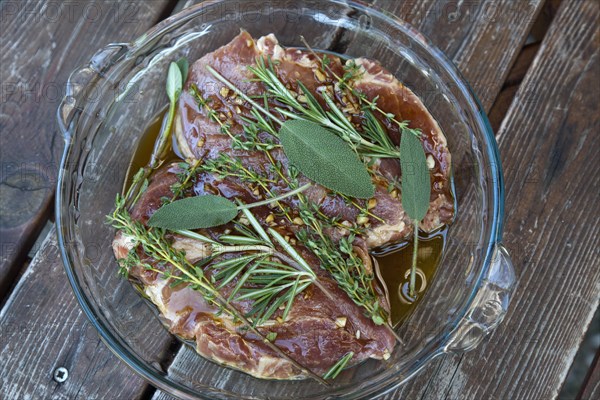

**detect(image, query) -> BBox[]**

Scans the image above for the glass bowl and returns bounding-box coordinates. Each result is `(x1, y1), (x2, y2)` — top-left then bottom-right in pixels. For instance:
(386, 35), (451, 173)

(56, 1), (516, 398)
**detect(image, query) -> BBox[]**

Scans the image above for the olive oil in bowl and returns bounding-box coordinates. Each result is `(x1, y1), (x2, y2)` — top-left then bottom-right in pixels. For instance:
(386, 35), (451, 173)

(128, 109), (450, 330)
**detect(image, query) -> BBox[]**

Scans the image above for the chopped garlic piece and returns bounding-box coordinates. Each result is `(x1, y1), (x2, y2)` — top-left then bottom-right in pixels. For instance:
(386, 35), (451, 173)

(335, 317), (347, 328)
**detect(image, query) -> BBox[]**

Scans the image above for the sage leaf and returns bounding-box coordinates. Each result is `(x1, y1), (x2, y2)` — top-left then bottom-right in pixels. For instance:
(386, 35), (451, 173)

(166, 61), (183, 103)
(147, 195), (237, 230)
(399, 131), (431, 221)
(279, 120), (374, 199)
(153, 61), (185, 170)
(176, 58), (189, 83)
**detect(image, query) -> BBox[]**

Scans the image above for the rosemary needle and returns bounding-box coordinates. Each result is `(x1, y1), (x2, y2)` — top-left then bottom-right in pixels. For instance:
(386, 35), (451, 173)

(323, 352), (354, 379)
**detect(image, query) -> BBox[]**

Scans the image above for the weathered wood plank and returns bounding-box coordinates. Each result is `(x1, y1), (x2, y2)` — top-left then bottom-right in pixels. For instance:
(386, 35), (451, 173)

(0, 1), (174, 398)
(0, 0), (171, 299)
(340, 0), (545, 111)
(489, 0), (564, 133)
(579, 348), (600, 400)
(152, 1), (545, 399)
(419, 0), (600, 399)
(0, 227), (167, 399)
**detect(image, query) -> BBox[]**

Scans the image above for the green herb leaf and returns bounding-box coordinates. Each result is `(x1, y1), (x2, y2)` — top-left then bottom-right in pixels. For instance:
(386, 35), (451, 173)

(166, 61), (183, 103)
(279, 120), (374, 199)
(149, 182), (311, 231)
(176, 58), (189, 83)
(147, 195), (237, 230)
(151, 61), (186, 169)
(322, 351), (354, 379)
(399, 131), (431, 220)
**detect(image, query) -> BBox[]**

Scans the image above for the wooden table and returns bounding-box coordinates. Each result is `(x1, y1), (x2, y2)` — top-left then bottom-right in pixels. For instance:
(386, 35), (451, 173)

(1, 0), (598, 399)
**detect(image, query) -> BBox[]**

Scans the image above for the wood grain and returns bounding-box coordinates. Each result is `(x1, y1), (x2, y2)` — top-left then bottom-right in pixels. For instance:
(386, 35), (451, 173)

(488, 43), (541, 132)
(0, 0), (171, 299)
(0, 1), (174, 398)
(0, 228), (155, 399)
(418, 0), (600, 399)
(489, 0), (565, 133)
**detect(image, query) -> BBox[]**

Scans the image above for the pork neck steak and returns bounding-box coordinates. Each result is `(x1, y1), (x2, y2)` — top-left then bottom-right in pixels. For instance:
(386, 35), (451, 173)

(113, 31), (453, 379)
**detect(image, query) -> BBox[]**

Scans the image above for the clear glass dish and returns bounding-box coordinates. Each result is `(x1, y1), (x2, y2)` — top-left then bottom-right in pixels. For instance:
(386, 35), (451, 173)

(56, 1), (516, 399)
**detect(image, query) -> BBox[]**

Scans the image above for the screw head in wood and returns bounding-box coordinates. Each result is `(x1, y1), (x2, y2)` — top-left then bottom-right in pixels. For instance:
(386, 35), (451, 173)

(53, 367), (68, 383)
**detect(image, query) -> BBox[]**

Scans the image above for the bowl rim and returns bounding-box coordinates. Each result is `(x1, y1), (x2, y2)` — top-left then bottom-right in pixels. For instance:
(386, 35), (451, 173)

(56, 0), (504, 398)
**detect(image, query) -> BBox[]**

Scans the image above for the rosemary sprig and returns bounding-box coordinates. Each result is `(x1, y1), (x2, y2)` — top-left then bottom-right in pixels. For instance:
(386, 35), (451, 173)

(323, 352), (354, 379)
(299, 37), (422, 141)
(174, 207), (328, 326)
(234, 260), (312, 326)
(241, 108), (279, 140)
(107, 194), (327, 384)
(248, 57), (400, 159)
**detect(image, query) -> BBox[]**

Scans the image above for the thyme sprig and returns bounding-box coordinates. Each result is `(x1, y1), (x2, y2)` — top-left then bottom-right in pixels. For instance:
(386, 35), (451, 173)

(203, 154), (292, 223)
(299, 40), (433, 296)
(148, 183), (310, 230)
(170, 159), (202, 201)
(295, 194), (387, 325)
(203, 153), (277, 185)
(106, 193), (327, 384)
(190, 83), (280, 152)
(189, 84), (237, 144)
